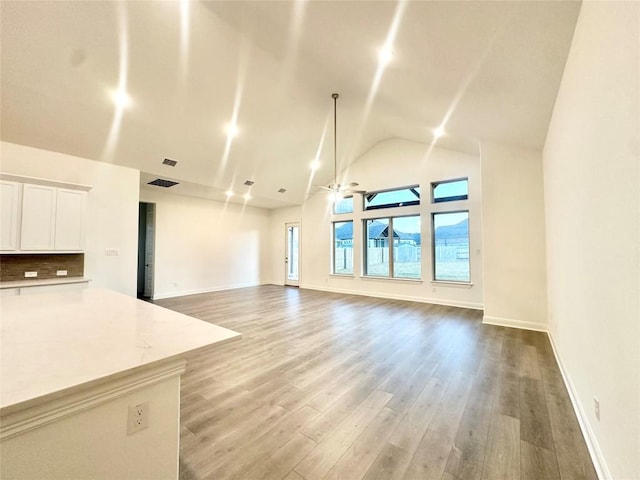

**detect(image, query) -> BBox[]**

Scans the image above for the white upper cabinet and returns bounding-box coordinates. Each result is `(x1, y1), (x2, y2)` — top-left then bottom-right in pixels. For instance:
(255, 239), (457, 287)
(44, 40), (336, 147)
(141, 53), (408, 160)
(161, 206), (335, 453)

(1, 181), (22, 251)
(20, 184), (57, 250)
(54, 189), (85, 251)
(1, 174), (91, 253)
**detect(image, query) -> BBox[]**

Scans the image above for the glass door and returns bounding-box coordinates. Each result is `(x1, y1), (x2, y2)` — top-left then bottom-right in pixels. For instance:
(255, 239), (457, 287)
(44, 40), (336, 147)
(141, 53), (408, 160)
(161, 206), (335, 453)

(285, 223), (299, 286)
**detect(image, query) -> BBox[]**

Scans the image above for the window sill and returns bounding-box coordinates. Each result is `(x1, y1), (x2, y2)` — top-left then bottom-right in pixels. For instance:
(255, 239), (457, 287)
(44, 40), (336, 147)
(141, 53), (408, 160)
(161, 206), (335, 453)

(330, 274), (355, 278)
(361, 276), (423, 284)
(430, 280), (474, 288)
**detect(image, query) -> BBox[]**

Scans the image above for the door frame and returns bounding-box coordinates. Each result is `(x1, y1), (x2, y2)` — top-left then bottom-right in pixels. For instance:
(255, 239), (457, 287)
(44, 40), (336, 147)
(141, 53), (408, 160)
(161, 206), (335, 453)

(137, 202), (156, 299)
(284, 222), (300, 287)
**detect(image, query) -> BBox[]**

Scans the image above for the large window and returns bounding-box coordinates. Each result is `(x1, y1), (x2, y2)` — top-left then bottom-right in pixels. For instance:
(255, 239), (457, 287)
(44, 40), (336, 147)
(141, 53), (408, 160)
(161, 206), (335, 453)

(432, 211), (469, 282)
(364, 186), (420, 211)
(333, 221), (353, 275)
(364, 216), (420, 279)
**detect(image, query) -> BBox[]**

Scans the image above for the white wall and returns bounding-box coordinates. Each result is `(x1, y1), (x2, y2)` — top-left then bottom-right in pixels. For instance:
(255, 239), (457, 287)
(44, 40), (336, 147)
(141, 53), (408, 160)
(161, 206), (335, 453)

(271, 138), (483, 309)
(543, 2), (639, 478)
(0, 141), (139, 296)
(140, 189), (271, 299)
(481, 142), (548, 330)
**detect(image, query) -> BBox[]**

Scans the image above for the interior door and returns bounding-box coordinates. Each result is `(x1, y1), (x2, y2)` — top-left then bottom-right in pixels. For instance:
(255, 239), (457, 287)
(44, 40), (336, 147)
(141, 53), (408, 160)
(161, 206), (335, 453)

(285, 223), (299, 286)
(143, 204), (155, 298)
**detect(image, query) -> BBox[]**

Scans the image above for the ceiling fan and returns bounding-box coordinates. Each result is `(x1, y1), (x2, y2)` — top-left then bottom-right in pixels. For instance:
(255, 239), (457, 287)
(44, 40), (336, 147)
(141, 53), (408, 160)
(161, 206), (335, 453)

(316, 93), (365, 196)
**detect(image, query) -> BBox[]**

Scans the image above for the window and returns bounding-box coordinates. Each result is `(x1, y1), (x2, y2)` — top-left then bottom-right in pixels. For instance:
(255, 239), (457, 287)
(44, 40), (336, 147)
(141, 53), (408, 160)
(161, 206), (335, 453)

(364, 215), (420, 279)
(364, 186), (420, 211)
(334, 196), (353, 214)
(333, 221), (353, 275)
(432, 211), (469, 282)
(432, 178), (468, 203)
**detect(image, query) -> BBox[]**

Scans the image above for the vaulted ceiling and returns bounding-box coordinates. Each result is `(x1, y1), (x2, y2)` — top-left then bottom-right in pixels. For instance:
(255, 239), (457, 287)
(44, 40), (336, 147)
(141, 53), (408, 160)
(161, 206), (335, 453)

(1, 1), (580, 209)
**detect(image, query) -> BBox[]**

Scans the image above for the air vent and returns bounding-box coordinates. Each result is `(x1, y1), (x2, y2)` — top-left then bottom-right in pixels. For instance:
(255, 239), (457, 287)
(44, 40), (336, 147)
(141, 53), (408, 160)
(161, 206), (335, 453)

(244, 180), (255, 186)
(148, 178), (179, 188)
(162, 158), (177, 167)
(278, 188), (286, 193)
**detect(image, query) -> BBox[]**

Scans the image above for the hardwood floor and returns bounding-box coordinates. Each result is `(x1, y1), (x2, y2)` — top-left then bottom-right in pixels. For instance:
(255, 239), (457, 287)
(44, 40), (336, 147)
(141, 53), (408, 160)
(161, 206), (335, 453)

(156, 285), (597, 480)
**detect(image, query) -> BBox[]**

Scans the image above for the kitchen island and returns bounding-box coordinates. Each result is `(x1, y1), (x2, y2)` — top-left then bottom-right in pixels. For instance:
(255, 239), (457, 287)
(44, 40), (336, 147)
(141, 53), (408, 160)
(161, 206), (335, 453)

(0, 288), (240, 479)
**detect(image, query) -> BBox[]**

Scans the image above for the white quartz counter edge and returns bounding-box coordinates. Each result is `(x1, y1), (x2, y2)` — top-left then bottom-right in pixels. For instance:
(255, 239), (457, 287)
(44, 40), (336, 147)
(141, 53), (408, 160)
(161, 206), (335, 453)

(0, 277), (91, 289)
(0, 288), (241, 413)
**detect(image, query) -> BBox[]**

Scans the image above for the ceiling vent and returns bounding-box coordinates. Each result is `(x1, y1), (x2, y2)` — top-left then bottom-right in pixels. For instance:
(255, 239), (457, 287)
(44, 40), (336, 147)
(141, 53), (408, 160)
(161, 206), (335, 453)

(162, 158), (177, 167)
(244, 180), (255, 186)
(148, 178), (179, 188)
(278, 188), (286, 193)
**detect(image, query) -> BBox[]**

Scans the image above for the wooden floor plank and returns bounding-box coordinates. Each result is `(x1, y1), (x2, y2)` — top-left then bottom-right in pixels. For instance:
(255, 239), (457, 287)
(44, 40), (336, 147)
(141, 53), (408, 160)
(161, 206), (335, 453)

(295, 390), (392, 480)
(481, 414), (520, 480)
(401, 429), (454, 480)
(545, 392), (598, 480)
(324, 407), (403, 480)
(151, 286), (597, 480)
(361, 443), (413, 480)
(520, 440), (560, 480)
(519, 377), (555, 451)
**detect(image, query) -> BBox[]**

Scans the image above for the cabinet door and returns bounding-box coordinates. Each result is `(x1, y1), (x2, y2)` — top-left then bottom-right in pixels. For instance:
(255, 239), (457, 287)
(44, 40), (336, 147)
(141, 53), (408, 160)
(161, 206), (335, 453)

(20, 184), (56, 250)
(1, 181), (21, 250)
(54, 189), (85, 250)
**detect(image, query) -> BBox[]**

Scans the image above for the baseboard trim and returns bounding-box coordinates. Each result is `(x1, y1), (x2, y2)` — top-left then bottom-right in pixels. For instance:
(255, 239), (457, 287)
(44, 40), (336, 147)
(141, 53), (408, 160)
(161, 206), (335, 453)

(152, 281), (268, 300)
(482, 315), (547, 332)
(546, 332), (611, 480)
(301, 284), (483, 310)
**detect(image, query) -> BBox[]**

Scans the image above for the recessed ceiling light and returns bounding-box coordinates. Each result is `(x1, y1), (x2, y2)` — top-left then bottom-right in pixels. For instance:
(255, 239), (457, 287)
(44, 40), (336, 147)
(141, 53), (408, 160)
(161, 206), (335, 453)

(433, 125), (445, 139)
(225, 122), (239, 138)
(377, 45), (394, 66)
(243, 193), (251, 201)
(310, 160), (321, 171)
(225, 190), (234, 197)
(110, 89), (132, 109)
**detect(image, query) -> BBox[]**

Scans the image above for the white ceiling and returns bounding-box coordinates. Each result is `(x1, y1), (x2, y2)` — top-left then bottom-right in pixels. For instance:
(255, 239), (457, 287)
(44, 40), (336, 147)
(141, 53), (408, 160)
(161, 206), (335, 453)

(1, 1), (580, 209)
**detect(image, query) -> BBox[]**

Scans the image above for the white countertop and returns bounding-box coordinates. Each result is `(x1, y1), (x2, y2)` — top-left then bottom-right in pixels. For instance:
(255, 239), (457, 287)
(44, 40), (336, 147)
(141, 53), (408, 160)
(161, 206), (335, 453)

(0, 288), (240, 411)
(0, 276), (91, 289)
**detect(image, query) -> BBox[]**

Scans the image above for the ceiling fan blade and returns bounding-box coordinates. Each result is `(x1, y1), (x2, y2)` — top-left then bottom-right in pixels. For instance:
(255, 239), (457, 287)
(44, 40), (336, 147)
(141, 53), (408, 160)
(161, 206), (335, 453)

(343, 189), (366, 195)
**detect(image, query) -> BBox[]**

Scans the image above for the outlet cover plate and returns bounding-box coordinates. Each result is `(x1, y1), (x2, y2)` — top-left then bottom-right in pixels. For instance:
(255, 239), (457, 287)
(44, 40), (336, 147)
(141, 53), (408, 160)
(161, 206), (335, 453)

(127, 401), (149, 435)
(24, 271), (38, 278)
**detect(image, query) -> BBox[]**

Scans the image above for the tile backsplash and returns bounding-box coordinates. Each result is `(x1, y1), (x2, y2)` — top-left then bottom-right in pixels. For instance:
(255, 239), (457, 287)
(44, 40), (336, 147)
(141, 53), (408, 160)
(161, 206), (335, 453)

(0, 254), (84, 281)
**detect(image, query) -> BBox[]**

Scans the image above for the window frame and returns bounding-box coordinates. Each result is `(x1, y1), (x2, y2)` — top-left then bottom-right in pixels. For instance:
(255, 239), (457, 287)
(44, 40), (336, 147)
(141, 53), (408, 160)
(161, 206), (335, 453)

(363, 214), (421, 280)
(332, 220), (354, 275)
(431, 209), (470, 283)
(363, 185), (420, 211)
(333, 195), (354, 214)
(431, 178), (468, 204)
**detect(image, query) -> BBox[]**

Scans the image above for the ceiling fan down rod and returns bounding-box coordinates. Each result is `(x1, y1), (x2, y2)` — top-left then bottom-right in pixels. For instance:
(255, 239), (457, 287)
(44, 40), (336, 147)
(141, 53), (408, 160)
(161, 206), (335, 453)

(332, 93), (339, 190)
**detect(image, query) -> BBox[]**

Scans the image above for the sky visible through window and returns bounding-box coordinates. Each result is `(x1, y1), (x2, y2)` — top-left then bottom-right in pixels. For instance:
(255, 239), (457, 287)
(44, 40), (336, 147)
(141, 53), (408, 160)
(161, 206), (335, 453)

(432, 179), (468, 202)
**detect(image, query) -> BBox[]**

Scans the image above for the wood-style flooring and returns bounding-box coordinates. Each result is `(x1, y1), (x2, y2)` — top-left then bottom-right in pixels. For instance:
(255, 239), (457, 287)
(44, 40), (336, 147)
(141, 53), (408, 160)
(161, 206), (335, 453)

(156, 285), (597, 480)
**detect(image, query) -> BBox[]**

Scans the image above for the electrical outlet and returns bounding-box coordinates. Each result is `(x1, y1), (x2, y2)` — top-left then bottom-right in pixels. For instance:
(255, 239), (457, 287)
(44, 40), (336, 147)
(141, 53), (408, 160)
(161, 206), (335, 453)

(56, 270), (68, 276)
(127, 401), (149, 435)
(594, 397), (600, 421)
(24, 271), (38, 278)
